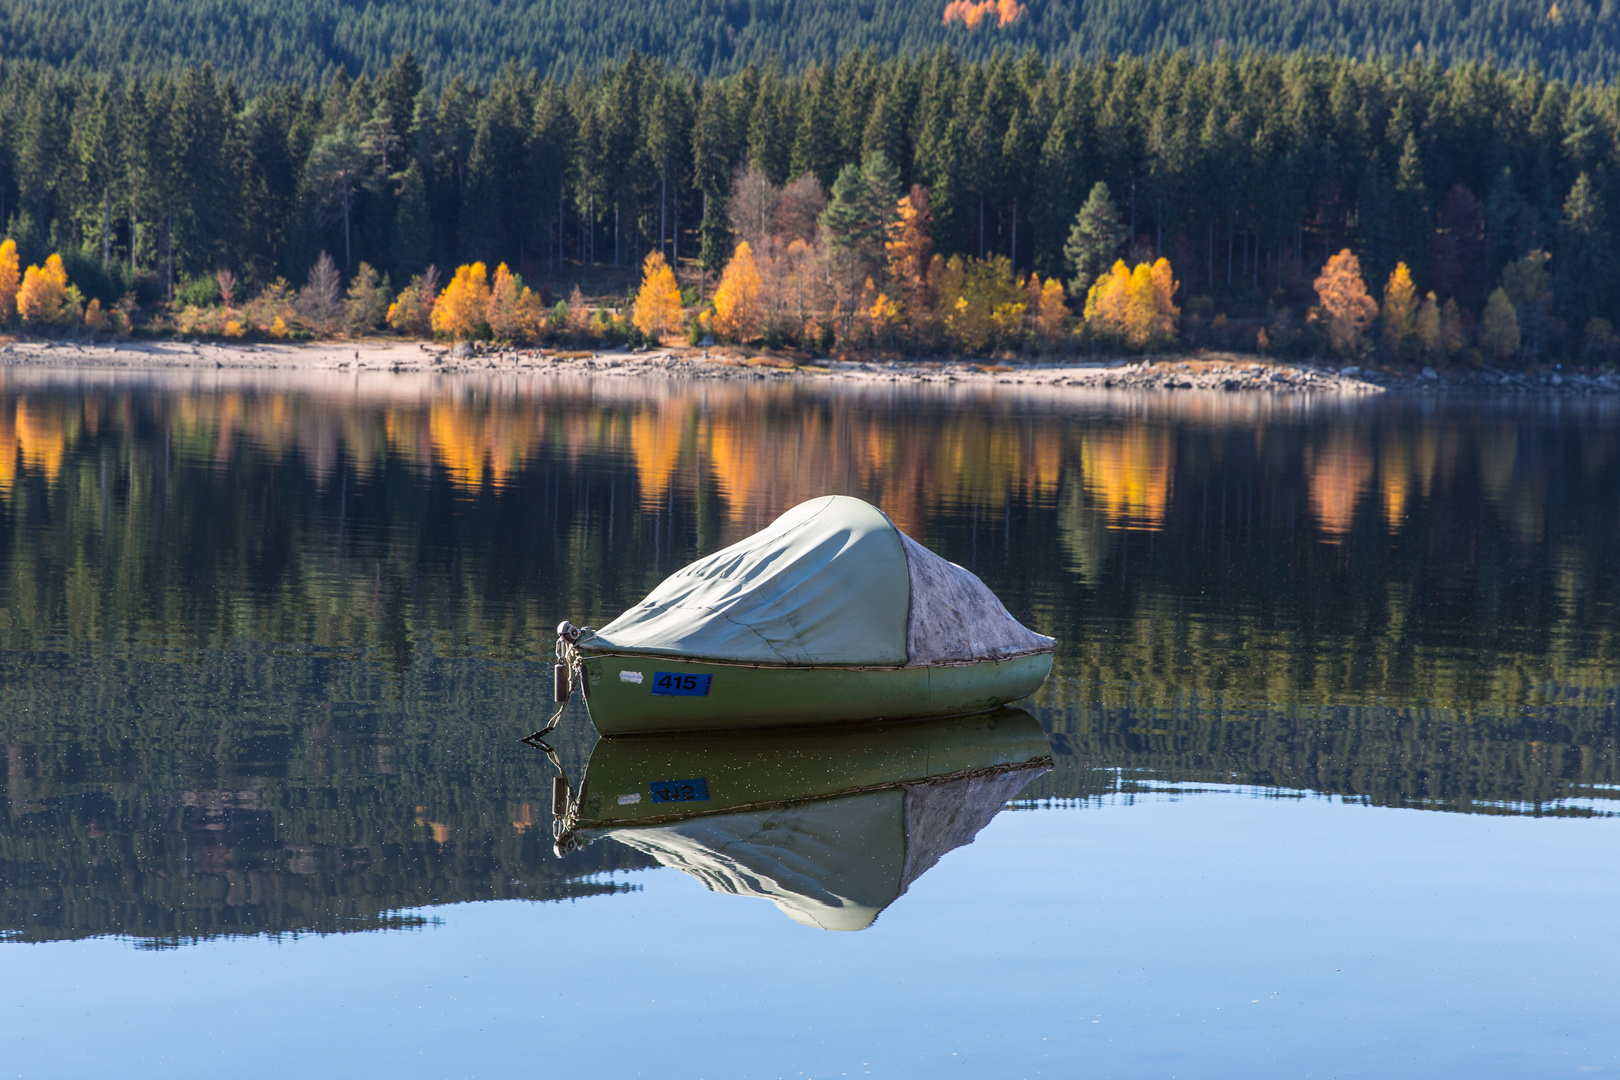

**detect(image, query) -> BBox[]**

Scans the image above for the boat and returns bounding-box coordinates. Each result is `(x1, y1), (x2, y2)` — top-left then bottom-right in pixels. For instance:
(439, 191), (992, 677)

(552, 708), (1053, 930)
(547, 494), (1055, 736)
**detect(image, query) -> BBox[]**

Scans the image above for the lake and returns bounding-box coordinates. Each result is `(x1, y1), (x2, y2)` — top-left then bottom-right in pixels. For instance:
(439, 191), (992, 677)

(0, 369), (1616, 1078)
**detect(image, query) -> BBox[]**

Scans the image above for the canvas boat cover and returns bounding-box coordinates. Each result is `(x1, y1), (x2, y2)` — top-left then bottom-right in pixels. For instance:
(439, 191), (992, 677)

(582, 495), (1054, 667)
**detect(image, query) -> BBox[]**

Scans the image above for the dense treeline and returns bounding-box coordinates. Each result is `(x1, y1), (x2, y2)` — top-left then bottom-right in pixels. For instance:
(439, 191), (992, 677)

(3, 50), (1620, 361)
(5, 0), (1620, 86)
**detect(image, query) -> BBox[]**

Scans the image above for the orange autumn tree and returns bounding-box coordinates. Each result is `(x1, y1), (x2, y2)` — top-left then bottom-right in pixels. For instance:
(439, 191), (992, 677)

(885, 185), (933, 326)
(432, 262), (491, 339)
(487, 263), (545, 341)
(712, 241), (763, 341)
(1031, 274), (1069, 341)
(17, 254), (81, 327)
(0, 239), (18, 323)
(632, 251), (684, 339)
(1314, 249), (1378, 356)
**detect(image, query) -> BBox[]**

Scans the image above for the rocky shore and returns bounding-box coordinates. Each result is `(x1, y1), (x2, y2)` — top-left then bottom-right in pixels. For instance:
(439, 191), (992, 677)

(0, 337), (1612, 396)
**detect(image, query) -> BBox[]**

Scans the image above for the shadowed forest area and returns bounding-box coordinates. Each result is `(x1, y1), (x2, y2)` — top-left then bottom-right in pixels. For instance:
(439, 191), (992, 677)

(1, 51), (1620, 362)
(4, 0), (1620, 85)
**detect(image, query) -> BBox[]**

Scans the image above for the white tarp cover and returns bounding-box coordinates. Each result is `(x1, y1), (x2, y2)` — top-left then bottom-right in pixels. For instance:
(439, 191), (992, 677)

(584, 495), (1053, 667)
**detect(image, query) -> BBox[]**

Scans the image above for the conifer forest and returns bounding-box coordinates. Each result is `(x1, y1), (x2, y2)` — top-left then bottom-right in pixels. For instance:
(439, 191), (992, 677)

(2, 48), (1620, 363)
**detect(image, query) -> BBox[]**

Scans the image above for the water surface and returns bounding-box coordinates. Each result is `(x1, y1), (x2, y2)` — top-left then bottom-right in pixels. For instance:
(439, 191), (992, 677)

(0, 370), (1615, 1077)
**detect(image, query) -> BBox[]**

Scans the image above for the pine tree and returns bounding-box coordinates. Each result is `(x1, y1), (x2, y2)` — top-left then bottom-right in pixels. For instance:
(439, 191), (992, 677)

(1064, 182), (1125, 298)
(1556, 172), (1609, 331)
(0, 239), (19, 323)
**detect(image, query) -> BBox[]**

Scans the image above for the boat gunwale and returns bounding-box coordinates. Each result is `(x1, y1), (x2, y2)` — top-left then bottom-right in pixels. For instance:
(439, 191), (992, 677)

(574, 644), (1056, 671)
(570, 756), (1055, 834)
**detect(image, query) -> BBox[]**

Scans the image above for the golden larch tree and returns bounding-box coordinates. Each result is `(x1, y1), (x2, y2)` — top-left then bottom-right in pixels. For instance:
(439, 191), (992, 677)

(1083, 259), (1133, 341)
(0, 239), (18, 323)
(1313, 249), (1378, 356)
(1479, 287), (1520, 361)
(1124, 262), (1156, 347)
(633, 252), (684, 339)
(713, 241), (763, 341)
(432, 262), (491, 339)
(1382, 262), (1417, 354)
(1149, 257), (1179, 344)
(1036, 276), (1068, 340)
(488, 263), (544, 341)
(1414, 291), (1442, 357)
(18, 254), (80, 327)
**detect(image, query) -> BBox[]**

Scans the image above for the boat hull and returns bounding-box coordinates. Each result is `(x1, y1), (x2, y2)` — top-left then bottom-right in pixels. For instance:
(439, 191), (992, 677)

(575, 649), (1053, 736)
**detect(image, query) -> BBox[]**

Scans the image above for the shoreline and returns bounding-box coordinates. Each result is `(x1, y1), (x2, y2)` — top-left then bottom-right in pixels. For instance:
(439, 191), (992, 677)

(0, 338), (1610, 397)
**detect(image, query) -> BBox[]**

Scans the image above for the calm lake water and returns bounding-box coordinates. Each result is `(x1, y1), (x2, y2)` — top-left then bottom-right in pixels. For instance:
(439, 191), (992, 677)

(0, 369), (1616, 1078)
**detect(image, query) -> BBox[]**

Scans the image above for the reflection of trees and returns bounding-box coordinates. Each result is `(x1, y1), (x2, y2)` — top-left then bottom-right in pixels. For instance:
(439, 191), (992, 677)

(0, 645), (650, 945)
(0, 375), (1615, 934)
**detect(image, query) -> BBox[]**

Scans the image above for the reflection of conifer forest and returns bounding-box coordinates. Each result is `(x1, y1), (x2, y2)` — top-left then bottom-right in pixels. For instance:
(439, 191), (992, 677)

(0, 376), (1615, 941)
(4, 52), (1620, 360)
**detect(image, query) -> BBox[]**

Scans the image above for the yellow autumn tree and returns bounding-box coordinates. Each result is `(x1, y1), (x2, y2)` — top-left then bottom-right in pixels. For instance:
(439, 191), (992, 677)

(1414, 291), (1442, 357)
(0, 239), (18, 324)
(1035, 276), (1069, 340)
(1124, 262), (1156, 347)
(432, 262), (491, 339)
(712, 241), (763, 341)
(632, 252), (684, 339)
(17, 254), (81, 328)
(1382, 262), (1417, 355)
(1149, 257), (1179, 344)
(1083, 260), (1133, 341)
(1313, 249), (1378, 356)
(486, 263), (544, 341)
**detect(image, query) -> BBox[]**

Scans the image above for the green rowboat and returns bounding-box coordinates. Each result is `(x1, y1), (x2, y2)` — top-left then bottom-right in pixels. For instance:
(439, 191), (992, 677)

(551, 495), (1055, 737)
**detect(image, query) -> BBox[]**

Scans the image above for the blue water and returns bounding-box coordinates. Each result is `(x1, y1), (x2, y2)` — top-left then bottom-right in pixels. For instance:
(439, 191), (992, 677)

(0, 371), (1617, 1077)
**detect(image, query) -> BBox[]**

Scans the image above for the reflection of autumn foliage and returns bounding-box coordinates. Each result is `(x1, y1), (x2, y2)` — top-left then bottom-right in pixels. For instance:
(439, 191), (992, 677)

(943, 0), (1027, 28)
(0, 398), (71, 496)
(1306, 431), (1375, 541)
(1078, 426), (1173, 530)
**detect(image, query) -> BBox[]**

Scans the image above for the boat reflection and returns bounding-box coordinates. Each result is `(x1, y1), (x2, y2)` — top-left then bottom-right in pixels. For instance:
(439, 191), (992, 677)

(555, 709), (1052, 930)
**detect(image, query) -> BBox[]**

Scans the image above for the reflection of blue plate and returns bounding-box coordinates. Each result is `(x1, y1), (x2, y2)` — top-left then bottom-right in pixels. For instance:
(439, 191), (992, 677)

(648, 778), (710, 803)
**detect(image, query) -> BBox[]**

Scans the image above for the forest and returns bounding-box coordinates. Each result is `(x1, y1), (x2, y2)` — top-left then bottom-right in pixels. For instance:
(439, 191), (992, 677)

(1, 49), (1619, 363)
(5, 0), (1620, 86)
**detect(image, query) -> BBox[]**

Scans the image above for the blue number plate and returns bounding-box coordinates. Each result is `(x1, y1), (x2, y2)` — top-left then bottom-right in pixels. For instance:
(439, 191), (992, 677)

(651, 672), (712, 697)
(649, 778), (710, 803)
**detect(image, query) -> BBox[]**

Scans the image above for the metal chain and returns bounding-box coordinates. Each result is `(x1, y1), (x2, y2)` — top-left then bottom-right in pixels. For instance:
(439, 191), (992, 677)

(521, 621), (593, 855)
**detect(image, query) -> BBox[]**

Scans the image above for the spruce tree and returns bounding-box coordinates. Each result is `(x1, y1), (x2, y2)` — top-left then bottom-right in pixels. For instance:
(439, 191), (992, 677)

(1064, 181), (1125, 298)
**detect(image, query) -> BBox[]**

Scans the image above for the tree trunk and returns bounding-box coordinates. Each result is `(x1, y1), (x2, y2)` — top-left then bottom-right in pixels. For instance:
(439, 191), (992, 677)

(1010, 196), (1017, 269)
(101, 188), (111, 266)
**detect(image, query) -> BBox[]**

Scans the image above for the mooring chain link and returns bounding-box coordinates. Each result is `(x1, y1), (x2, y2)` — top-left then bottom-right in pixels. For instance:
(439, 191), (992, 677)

(521, 621), (592, 855)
